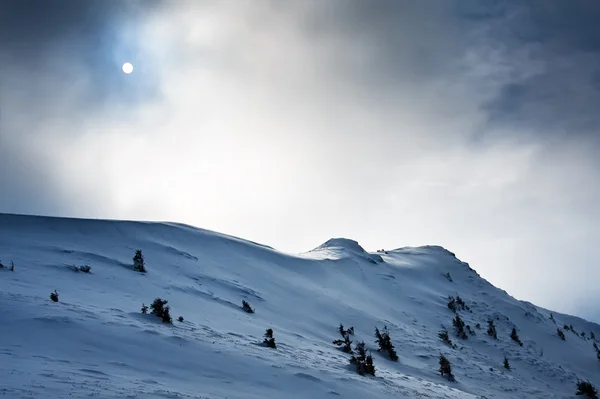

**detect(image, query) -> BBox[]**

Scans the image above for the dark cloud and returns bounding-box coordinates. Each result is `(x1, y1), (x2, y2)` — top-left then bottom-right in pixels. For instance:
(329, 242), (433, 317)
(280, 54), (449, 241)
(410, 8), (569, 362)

(1, 0), (600, 321)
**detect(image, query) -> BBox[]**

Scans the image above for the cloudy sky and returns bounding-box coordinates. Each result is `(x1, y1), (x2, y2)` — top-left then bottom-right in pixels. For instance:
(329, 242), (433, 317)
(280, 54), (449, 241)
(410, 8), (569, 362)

(1, 0), (600, 320)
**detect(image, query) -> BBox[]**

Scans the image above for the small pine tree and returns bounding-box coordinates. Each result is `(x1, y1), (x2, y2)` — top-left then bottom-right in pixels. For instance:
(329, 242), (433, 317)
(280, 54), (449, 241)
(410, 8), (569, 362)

(592, 332), (596, 340)
(447, 296), (457, 313)
(50, 290), (59, 302)
(0, 260), (4, 268)
(9, 261), (14, 271)
(150, 298), (170, 322)
(178, 316), (184, 322)
(133, 250), (146, 272)
(439, 327), (453, 346)
(452, 315), (467, 339)
(487, 319), (497, 339)
(557, 328), (566, 341)
(466, 324), (475, 336)
(350, 342), (375, 376)
(475, 323), (481, 329)
(374, 326), (399, 361)
(141, 304), (148, 314)
(549, 313), (555, 322)
(439, 354), (455, 381)
(510, 327), (523, 346)
(504, 356), (511, 370)
(242, 300), (254, 313)
(333, 334), (353, 353)
(161, 306), (172, 323)
(347, 326), (354, 335)
(444, 272), (453, 282)
(333, 325), (352, 353)
(576, 380), (599, 398)
(264, 328), (276, 348)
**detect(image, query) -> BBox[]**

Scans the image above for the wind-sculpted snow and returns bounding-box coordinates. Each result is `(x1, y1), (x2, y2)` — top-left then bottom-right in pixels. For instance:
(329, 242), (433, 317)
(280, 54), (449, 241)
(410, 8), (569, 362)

(0, 213), (598, 398)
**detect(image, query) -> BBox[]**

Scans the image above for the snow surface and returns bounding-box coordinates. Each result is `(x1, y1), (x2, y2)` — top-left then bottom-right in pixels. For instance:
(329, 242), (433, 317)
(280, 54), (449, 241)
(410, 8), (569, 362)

(1, 212), (599, 398)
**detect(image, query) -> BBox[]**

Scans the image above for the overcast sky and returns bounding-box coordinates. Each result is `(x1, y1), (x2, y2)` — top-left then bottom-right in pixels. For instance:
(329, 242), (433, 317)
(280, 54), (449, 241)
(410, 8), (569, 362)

(1, 0), (600, 321)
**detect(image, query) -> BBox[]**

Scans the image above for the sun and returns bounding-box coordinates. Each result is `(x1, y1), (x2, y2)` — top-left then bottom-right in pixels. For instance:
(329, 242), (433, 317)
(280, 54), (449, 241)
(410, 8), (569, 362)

(122, 62), (134, 74)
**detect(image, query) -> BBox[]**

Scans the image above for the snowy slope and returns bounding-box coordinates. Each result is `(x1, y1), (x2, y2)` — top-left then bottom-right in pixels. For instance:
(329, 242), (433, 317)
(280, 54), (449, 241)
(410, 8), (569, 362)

(0, 213), (598, 399)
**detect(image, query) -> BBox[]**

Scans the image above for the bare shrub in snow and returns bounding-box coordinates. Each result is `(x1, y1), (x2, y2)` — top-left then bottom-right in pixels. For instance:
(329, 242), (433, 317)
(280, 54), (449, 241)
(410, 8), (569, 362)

(241, 300), (254, 313)
(50, 290), (59, 302)
(141, 304), (148, 314)
(133, 249), (146, 272)
(549, 313), (555, 322)
(576, 380), (599, 398)
(557, 328), (566, 341)
(592, 332), (596, 341)
(73, 265), (91, 273)
(264, 328), (276, 348)
(374, 326), (399, 361)
(439, 354), (455, 381)
(444, 272), (453, 282)
(350, 341), (375, 376)
(510, 327), (523, 346)
(9, 261), (14, 271)
(593, 343), (600, 361)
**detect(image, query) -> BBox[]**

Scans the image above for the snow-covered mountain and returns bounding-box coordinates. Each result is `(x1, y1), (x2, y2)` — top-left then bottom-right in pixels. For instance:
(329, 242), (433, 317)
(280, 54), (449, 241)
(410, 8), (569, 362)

(1, 212), (598, 398)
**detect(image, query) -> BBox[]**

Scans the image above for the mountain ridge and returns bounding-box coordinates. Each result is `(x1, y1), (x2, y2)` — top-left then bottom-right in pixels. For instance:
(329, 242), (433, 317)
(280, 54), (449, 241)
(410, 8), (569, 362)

(0, 212), (598, 398)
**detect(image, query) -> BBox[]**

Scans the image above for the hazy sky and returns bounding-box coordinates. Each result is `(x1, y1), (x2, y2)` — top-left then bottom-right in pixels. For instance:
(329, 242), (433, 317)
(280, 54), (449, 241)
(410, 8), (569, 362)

(1, 0), (600, 321)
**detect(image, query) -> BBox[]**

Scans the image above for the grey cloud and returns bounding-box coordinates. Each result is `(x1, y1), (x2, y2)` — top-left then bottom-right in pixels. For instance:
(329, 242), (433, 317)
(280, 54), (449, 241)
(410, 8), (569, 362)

(1, 0), (600, 321)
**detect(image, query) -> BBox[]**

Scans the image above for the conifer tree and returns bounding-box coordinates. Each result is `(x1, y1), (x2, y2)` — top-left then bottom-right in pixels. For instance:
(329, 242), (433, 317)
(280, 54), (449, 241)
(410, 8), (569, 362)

(141, 304), (148, 314)
(453, 315), (468, 339)
(350, 342), (375, 376)
(264, 328), (276, 348)
(557, 328), (566, 341)
(510, 327), (523, 346)
(447, 296), (457, 313)
(487, 319), (497, 339)
(242, 300), (254, 313)
(133, 250), (146, 272)
(439, 354), (455, 381)
(503, 356), (511, 370)
(50, 290), (59, 302)
(333, 325), (353, 353)
(149, 298), (171, 323)
(576, 380), (599, 399)
(374, 326), (399, 361)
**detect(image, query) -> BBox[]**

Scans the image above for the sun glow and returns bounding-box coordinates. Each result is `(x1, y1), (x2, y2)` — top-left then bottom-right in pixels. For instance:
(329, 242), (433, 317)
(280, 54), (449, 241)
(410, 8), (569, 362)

(122, 62), (134, 74)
